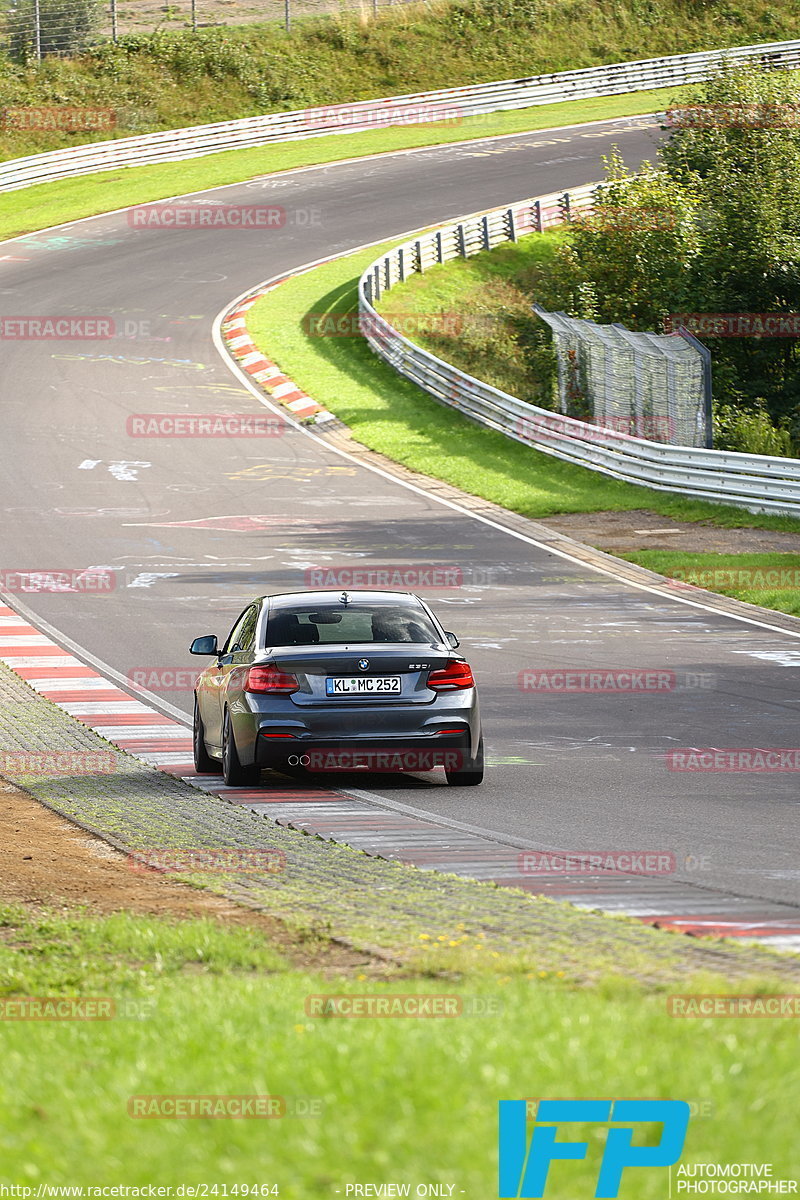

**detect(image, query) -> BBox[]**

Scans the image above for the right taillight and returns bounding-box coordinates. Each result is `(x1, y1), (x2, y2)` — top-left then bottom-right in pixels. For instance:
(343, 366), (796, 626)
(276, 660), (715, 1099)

(245, 665), (299, 694)
(427, 661), (475, 691)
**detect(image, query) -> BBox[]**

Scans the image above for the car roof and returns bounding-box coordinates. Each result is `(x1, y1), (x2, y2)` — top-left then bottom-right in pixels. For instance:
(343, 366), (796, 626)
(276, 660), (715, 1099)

(264, 590), (424, 610)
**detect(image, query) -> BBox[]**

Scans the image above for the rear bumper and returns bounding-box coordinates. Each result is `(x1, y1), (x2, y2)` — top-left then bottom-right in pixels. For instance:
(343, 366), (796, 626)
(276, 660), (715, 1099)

(230, 690), (481, 768)
(254, 729), (475, 771)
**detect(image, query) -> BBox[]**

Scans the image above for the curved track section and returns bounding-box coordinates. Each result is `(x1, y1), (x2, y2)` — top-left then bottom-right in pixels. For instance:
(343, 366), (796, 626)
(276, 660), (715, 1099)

(2, 116), (800, 944)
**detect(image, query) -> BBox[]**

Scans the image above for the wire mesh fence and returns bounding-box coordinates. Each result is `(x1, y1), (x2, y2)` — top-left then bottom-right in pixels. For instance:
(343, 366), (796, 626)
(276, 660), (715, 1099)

(533, 307), (713, 448)
(1, 0), (413, 52)
(355, 189), (800, 513)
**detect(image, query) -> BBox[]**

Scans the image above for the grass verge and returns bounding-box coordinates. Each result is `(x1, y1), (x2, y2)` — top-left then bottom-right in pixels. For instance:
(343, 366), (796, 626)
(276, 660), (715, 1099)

(0, 901), (797, 1189)
(620, 551), (800, 616)
(245, 240), (800, 533)
(4, 0), (800, 160)
(0, 88), (678, 243)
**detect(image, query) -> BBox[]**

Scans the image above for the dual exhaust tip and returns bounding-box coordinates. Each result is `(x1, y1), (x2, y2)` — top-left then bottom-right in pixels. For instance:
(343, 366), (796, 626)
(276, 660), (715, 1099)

(288, 754), (311, 766)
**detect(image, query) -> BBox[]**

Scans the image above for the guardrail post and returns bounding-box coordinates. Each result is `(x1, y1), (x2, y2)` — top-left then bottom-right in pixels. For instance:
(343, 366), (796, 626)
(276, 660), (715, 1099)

(373, 265), (381, 301)
(397, 247), (405, 283)
(506, 208), (517, 242)
(481, 215), (491, 250)
(560, 191), (572, 222)
(415, 240), (424, 274)
(436, 231), (444, 263)
(534, 201), (543, 233)
(457, 224), (467, 257)
(384, 257), (391, 291)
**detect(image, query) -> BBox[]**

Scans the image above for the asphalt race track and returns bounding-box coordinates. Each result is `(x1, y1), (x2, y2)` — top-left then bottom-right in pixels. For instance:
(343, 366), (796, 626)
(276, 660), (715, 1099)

(2, 114), (799, 928)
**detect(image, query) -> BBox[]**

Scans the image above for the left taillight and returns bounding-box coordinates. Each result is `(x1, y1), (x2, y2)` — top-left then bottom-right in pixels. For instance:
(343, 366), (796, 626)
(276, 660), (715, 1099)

(245, 665), (299, 694)
(427, 661), (475, 691)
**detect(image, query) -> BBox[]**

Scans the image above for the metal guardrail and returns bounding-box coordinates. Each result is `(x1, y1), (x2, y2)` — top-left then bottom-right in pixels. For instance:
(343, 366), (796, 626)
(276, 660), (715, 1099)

(3, 38), (800, 193)
(357, 189), (800, 516)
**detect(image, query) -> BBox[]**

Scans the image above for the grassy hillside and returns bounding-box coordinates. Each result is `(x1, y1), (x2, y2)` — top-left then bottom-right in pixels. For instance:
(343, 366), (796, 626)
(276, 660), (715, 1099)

(3, 0), (800, 159)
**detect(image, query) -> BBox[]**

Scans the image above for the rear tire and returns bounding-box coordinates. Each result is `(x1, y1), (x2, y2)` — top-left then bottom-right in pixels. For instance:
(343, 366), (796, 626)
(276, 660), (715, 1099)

(445, 736), (484, 787)
(193, 699), (221, 774)
(222, 710), (260, 787)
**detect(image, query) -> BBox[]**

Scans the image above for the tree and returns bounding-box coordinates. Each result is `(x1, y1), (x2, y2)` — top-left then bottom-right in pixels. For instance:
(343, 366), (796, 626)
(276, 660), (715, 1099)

(661, 64), (800, 435)
(556, 148), (699, 332)
(549, 65), (800, 450)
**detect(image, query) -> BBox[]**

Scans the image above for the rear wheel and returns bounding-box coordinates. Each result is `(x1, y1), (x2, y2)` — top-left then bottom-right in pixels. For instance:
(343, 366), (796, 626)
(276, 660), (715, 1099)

(222, 710), (260, 788)
(445, 736), (484, 787)
(193, 698), (220, 774)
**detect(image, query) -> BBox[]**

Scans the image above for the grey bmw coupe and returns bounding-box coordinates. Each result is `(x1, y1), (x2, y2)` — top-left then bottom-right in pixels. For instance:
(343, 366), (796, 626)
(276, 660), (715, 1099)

(190, 589), (483, 788)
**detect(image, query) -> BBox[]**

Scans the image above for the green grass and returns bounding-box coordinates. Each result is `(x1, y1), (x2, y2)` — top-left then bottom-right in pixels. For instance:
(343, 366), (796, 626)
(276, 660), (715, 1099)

(0, 906), (287, 994)
(0, 87), (680, 242)
(374, 228), (567, 401)
(620, 551), (800, 616)
(0, 903), (797, 1189)
(245, 242), (800, 532)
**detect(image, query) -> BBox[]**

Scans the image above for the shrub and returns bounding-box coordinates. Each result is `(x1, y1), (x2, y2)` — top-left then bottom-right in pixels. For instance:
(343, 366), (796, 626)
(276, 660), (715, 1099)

(713, 401), (795, 456)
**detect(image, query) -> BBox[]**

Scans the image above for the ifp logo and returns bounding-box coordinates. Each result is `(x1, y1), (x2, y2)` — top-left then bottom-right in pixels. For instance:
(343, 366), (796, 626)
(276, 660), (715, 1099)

(498, 1099), (690, 1197)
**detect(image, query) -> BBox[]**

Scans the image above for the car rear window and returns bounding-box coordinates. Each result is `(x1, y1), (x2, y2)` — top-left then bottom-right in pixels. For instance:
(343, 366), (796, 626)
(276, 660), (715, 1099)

(265, 604), (439, 646)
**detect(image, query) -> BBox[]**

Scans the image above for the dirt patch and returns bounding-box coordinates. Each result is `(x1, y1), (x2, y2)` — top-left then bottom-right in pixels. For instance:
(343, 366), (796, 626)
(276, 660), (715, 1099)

(538, 509), (800, 555)
(0, 779), (387, 976)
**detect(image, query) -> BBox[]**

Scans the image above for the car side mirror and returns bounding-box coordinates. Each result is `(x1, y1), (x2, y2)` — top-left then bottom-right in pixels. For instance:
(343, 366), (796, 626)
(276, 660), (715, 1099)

(445, 631), (459, 649)
(190, 634), (218, 656)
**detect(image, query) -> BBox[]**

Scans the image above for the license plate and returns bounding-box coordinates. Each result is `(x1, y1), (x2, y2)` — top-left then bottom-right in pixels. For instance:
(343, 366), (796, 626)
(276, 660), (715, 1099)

(326, 676), (401, 695)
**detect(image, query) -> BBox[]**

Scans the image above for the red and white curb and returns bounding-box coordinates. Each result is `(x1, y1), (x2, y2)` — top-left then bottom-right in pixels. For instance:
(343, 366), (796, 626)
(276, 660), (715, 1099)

(0, 604), (341, 804)
(220, 274), (338, 427)
(3, 599), (800, 953)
